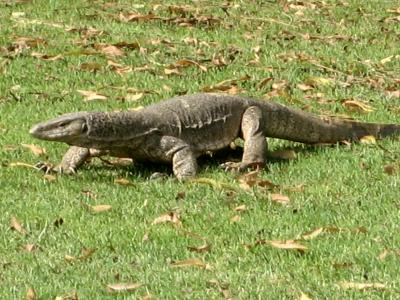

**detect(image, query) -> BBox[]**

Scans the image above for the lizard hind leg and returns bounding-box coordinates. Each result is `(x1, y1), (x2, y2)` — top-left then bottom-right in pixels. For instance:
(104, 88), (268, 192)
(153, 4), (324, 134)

(221, 106), (267, 172)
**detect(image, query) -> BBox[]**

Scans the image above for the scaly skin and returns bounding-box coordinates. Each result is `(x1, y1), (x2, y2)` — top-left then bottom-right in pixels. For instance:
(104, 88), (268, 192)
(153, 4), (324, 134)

(30, 93), (400, 179)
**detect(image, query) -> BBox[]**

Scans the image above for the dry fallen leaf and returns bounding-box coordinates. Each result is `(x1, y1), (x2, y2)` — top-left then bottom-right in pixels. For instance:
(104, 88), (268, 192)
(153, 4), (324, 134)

(21, 143), (46, 156)
(342, 99), (374, 113)
(114, 178), (134, 186)
(152, 212), (182, 227)
(31, 52), (63, 61)
(77, 90), (107, 101)
(270, 193), (290, 205)
(90, 204), (112, 213)
(301, 227), (324, 240)
(172, 59), (207, 72)
(383, 164), (396, 175)
(359, 135), (376, 144)
(96, 44), (124, 57)
(237, 170), (277, 191)
(254, 239), (307, 253)
(125, 93), (144, 102)
(170, 258), (210, 269)
(10, 216), (27, 235)
(297, 83), (314, 91)
(189, 177), (238, 191)
(107, 282), (143, 293)
(24, 244), (38, 252)
(26, 287), (37, 300)
(305, 76), (334, 87)
(164, 67), (182, 75)
(187, 243), (211, 253)
(43, 174), (57, 182)
(338, 281), (386, 290)
(230, 215), (241, 223)
(300, 292), (313, 300)
(234, 204), (247, 212)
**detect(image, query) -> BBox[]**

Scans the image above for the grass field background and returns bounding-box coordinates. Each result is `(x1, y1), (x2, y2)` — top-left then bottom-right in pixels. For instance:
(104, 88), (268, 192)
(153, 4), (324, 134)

(0, 0), (399, 298)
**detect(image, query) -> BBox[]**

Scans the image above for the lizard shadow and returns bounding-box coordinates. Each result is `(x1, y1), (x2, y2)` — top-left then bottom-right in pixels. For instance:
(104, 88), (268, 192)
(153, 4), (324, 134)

(83, 143), (335, 181)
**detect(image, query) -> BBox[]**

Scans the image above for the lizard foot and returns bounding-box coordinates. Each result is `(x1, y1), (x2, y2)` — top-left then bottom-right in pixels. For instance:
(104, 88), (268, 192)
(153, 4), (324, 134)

(221, 161), (265, 173)
(53, 164), (77, 175)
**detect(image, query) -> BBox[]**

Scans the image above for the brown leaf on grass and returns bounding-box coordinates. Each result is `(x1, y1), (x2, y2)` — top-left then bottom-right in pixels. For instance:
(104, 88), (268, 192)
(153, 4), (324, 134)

(119, 12), (157, 22)
(342, 99), (374, 113)
(172, 59), (207, 72)
(270, 193), (290, 205)
(140, 293), (155, 300)
(385, 89), (400, 98)
(297, 83), (314, 91)
(64, 254), (77, 263)
(234, 204), (247, 212)
(378, 248), (400, 260)
(95, 44), (124, 57)
(80, 247), (96, 260)
(359, 135), (376, 144)
(187, 243), (211, 253)
(257, 77), (273, 88)
(305, 76), (335, 87)
(31, 52), (63, 61)
(338, 281), (386, 290)
(255, 239), (307, 253)
(107, 282), (143, 293)
(300, 292), (313, 300)
(26, 287), (37, 300)
(170, 258), (210, 269)
(80, 62), (102, 72)
(43, 174), (57, 182)
(77, 90), (107, 101)
(21, 143), (46, 156)
(230, 215), (241, 223)
(90, 204), (112, 213)
(383, 164), (396, 175)
(202, 75), (250, 94)
(202, 84), (241, 94)
(13, 37), (46, 49)
(114, 178), (134, 186)
(301, 227), (325, 240)
(10, 216), (27, 235)
(152, 212), (182, 227)
(107, 60), (132, 75)
(189, 177), (238, 192)
(378, 249), (390, 261)
(272, 80), (288, 90)
(66, 247), (96, 263)
(164, 67), (182, 75)
(24, 244), (38, 252)
(124, 93), (144, 102)
(300, 226), (367, 240)
(237, 170), (278, 191)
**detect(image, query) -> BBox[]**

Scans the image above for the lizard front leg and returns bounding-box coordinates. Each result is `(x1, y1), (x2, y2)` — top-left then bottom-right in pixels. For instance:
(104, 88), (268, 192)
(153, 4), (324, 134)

(222, 106), (267, 172)
(157, 136), (198, 180)
(55, 146), (107, 174)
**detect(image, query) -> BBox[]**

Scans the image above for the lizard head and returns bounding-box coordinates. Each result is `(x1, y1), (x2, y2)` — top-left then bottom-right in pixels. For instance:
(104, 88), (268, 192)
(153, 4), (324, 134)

(30, 112), (89, 144)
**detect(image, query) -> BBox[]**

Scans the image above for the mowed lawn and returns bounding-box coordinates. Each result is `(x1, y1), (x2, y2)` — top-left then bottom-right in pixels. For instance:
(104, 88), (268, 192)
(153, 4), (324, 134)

(0, 0), (399, 299)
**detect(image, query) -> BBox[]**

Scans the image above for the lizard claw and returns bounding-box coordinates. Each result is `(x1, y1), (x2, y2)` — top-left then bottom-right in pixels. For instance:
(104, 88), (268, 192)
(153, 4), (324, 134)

(53, 164), (76, 175)
(221, 161), (265, 173)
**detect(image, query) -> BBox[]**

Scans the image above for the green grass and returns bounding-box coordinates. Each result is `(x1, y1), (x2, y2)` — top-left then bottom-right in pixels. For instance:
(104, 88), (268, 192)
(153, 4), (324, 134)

(1, 0), (399, 298)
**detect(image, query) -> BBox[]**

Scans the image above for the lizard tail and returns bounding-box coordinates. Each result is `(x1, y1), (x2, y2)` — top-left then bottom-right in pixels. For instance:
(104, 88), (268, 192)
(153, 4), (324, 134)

(262, 103), (400, 144)
(344, 121), (400, 140)
(304, 118), (400, 144)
